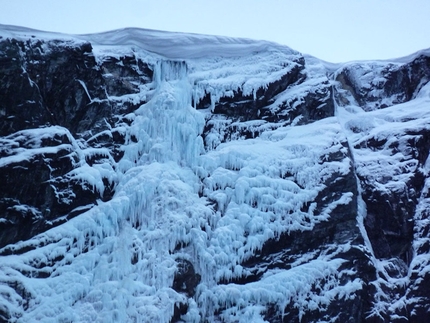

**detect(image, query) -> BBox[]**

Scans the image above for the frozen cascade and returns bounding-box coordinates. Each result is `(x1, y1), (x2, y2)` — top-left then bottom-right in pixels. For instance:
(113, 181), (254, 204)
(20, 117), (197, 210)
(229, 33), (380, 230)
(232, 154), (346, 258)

(0, 59), (212, 322)
(0, 52), (363, 322)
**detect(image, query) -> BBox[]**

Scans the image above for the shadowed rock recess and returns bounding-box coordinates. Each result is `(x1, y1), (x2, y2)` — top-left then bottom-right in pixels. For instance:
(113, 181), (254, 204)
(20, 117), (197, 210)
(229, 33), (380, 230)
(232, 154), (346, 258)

(0, 26), (430, 323)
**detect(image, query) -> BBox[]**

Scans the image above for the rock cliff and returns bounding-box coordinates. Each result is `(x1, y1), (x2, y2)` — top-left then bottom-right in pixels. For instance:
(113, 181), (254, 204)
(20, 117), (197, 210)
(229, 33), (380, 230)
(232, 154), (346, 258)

(0, 25), (430, 322)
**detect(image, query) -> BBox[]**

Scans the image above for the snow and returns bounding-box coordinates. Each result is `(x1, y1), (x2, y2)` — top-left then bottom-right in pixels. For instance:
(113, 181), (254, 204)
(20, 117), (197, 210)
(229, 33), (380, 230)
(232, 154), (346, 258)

(0, 23), (297, 60)
(1, 24), (430, 322)
(338, 90), (430, 199)
(0, 126), (78, 167)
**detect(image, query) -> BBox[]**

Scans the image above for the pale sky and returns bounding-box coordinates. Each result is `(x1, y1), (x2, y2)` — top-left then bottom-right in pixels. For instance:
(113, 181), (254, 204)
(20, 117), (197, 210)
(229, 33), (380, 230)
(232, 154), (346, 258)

(1, 0), (429, 63)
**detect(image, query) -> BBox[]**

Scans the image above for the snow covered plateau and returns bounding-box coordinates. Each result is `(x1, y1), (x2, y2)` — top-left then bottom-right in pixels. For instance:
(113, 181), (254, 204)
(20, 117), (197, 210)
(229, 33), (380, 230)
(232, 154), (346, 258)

(1, 25), (430, 323)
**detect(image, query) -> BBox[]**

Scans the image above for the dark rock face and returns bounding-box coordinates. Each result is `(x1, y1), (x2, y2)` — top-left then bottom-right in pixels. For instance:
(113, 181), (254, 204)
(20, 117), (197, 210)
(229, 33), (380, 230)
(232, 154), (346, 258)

(1, 29), (430, 323)
(335, 55), (430, 110)
(0, 129), (78, 248)
(201, 63), (334, 150)
(335, 54), (430, 322)
(171, 259), (201, 322)
(197, 57), (308, 120)
(0, 38), (152, 136)
(173, 259), (201, 297)
(0, 37), (153, 250)
(355, 129), (430, 262)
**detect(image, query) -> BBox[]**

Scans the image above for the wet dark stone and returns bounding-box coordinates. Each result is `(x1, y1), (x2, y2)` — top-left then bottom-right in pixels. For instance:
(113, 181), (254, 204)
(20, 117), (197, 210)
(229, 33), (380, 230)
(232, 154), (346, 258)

(0, 38), (152, 137)
(358, 129), (430, 264)
(196, 57), (312, 124)
(170, 302), (189, 323)
(0, 37), (154, 248)
(406, 270), (430, 322)
(0, 150), (101, 248)
(336, 55), (430, 111)
(172, 259), (201, 298)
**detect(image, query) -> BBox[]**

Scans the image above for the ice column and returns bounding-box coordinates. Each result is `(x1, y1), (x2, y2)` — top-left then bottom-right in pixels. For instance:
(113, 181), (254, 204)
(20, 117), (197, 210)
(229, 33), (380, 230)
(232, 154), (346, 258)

(129, 60), (205, 166)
